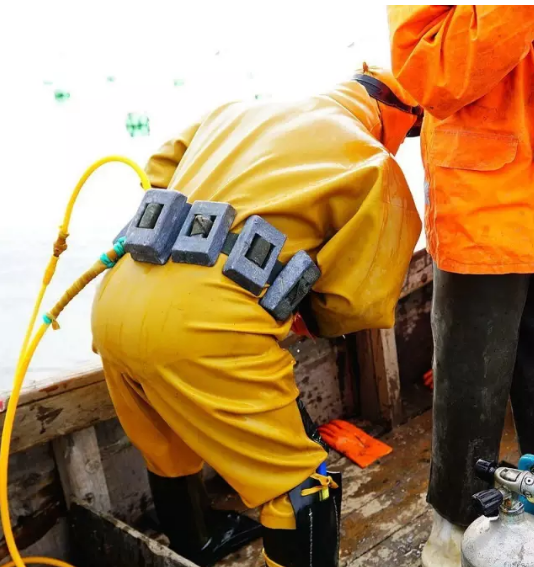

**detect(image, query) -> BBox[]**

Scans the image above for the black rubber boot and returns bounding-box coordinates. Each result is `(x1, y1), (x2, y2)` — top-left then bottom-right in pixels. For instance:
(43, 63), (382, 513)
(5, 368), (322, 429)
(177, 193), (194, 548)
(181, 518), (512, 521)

(263, 472), (342, 567)
(148, 471), (263, 566)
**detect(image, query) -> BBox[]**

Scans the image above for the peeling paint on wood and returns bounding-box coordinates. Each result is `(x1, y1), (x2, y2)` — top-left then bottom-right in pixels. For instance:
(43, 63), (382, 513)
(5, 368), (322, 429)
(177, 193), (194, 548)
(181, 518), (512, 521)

(290, 337), (347, 425)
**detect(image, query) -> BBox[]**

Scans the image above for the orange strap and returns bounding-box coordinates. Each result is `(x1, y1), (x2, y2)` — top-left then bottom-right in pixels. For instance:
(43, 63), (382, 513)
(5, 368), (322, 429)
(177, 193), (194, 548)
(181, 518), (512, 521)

(290, 312), (316, 340)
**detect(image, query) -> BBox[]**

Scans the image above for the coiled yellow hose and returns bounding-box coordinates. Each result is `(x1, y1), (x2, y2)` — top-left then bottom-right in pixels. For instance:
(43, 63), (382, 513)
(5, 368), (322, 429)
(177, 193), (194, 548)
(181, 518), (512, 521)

(0, 156), (150, 567)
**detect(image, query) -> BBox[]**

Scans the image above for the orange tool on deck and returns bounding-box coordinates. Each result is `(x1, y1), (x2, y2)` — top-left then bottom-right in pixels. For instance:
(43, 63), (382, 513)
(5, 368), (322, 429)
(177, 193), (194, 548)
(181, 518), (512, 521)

(318, 420), (393, 468)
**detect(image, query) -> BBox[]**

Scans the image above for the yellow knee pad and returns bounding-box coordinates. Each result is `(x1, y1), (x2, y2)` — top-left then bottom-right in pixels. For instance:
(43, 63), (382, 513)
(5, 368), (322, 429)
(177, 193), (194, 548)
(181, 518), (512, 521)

(261, 493), (296, 530)
(261, 494), (296, 567)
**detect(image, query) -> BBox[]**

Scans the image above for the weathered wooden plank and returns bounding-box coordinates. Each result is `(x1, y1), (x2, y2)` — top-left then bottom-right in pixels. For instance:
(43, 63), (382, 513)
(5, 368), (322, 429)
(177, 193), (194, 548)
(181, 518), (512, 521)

(348, 509), (432, 567)
(0, 444), (65, 563)
(70, 500), (196, 567)
(1, 379), (116, 455)
(395, 283), (433, 420)
(340, 468), (430, 563)
(338, 411), (432, 519)
(355, 332), (380, 422)
(1, 366), (104, 408)
(376, 328), (402, 426)
(0, 519), (70, 567)
(53, 426), (111, 513)
(339, 408), (520, 566)
(356, 328), (402, 427)
(400, 249), (432, 300)
(292, 337), (346, 424)
(96, 419), (152, 523)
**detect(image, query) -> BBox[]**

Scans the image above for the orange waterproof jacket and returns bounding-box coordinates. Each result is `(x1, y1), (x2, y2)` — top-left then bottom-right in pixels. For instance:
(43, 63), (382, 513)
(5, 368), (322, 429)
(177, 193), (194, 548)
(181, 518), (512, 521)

(388, 6), (534, 274)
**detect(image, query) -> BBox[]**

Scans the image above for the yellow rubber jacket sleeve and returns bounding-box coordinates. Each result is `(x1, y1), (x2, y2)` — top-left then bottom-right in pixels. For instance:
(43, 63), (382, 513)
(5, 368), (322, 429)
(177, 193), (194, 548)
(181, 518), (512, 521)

(145, 121), (202, 188)
(388, 6), (534, 119)
(311, 153), (420, 338)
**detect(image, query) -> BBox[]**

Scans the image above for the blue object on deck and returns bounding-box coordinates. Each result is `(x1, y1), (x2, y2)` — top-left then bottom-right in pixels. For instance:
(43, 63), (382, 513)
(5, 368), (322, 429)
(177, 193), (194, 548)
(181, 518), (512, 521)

(519, 454), (534, 514)
(317, 462), (327, 476)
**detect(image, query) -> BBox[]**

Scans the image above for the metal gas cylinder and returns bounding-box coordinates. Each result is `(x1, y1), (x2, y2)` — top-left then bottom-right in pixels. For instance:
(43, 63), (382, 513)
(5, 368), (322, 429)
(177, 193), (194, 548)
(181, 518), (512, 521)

(519, 454), (534, 515)
(462, 459), (534, 567)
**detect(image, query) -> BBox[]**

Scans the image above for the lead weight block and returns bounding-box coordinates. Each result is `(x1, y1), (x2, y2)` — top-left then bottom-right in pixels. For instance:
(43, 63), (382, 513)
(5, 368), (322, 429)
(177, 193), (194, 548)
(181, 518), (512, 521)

(125, 189), (190, 264)
(223, 216), (287, 296)
(172, 201), (236, 267)
(260, 251), (321, 321)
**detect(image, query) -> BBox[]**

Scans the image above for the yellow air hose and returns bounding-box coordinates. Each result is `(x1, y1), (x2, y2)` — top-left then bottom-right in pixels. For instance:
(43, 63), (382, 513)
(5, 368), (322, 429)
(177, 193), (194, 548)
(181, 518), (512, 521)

(0, 156), (151, 567)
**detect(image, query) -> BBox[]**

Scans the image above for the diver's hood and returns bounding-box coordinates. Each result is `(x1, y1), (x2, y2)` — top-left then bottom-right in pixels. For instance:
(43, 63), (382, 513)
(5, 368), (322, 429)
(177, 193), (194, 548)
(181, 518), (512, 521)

(353, 66), (422, 155)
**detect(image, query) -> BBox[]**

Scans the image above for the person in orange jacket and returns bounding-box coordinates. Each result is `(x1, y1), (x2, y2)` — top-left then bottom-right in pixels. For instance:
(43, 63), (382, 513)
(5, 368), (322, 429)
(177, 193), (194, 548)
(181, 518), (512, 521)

(388, 6), (534, 566)
(91, 66), (422, 567)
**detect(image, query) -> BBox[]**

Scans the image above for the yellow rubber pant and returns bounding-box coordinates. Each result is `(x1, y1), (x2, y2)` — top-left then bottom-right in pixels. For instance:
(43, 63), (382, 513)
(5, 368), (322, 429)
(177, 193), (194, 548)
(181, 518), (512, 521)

(92, 256), (327, 533)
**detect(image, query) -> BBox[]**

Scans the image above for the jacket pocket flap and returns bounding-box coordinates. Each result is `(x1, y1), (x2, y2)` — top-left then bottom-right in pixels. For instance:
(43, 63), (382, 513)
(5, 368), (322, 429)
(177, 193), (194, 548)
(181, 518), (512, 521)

(430, 130), (518, 171)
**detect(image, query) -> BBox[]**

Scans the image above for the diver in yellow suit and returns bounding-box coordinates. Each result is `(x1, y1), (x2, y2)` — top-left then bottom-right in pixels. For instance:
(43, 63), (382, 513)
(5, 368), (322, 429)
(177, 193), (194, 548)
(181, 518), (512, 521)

(91, 66), (422, 567)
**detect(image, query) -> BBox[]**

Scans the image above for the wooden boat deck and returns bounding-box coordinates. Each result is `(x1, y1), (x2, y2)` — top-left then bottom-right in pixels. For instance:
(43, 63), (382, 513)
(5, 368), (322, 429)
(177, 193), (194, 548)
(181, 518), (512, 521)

(209, 408), (520, 567)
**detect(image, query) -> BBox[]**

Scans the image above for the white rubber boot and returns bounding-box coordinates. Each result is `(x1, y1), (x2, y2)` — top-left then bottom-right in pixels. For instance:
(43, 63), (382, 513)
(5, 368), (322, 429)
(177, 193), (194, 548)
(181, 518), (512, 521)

(421, 510), (465, 567)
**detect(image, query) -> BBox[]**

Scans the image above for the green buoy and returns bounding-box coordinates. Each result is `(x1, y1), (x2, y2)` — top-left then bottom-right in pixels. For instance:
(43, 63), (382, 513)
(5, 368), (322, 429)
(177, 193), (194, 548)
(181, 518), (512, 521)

(54, 89), (70, 102)
(126, 112), (150, 137)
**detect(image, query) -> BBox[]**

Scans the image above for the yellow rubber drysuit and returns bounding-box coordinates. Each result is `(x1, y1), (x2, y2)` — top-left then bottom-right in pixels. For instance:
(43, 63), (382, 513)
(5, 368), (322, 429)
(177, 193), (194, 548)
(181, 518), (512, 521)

(91, 66), (421, 567)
